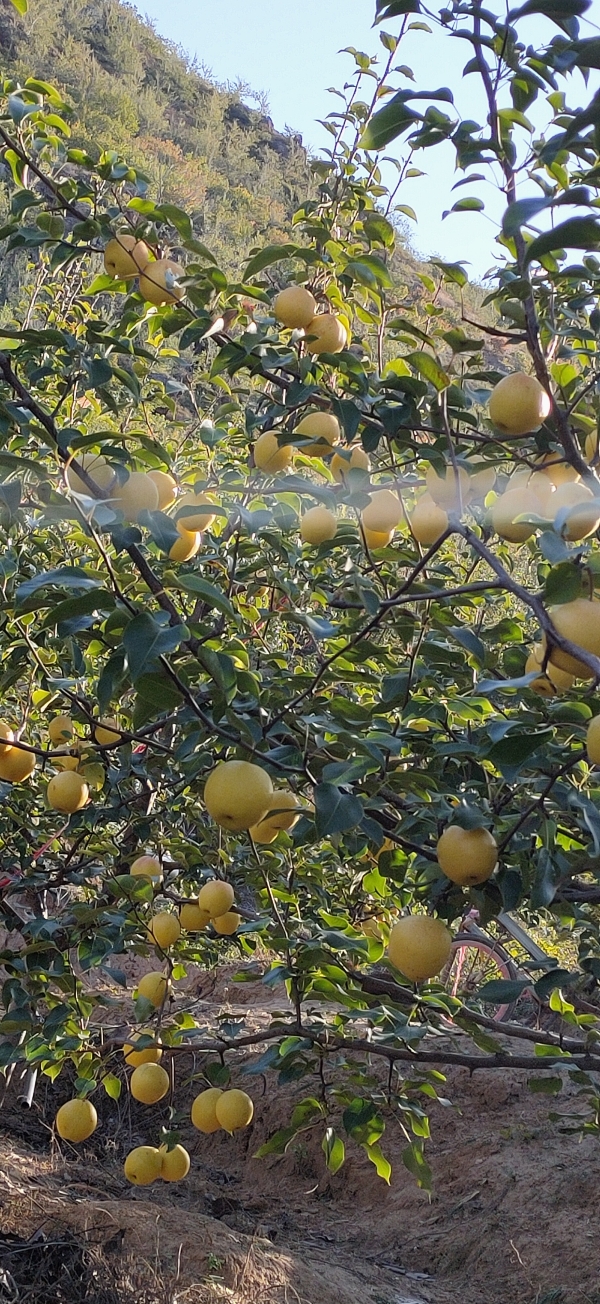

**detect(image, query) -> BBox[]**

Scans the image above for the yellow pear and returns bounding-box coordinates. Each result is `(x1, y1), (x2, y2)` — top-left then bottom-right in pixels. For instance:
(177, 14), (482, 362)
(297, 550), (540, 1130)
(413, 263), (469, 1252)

(294, 412), (340, 453)
(361, 488), (403, 533)
(387, 916), (452, 981)
(198, 879), (235, 918)
(330, 445), (370, 482)
(55, 1098), (98, 1143)
(130, 1062), (169, 1104)
(491, 487), (543, 542)
(204, 759), (273, 831)
(300, 506), (338, 545)
(409, 494), (448, 547)
(213, 911), (242, 935)
(176, 492), (217, 532)
(254, 431), (294, 473)
(274, 286), (317, 329)
(112, 472), (159, 522)
(48, 715), (74, 746)
(250, 791), (301, 843)
(104, 233), (150, 279)
(586, 714), (600, 764)
(488, 373), (551, 436)
(0, 746), (36, 783)
(544, 598), (600, 677)
(169, 530), (201, 562)
(148, 470), (177, 509)
(130, 854), (162, 880)
(65, 454), (115, 497)
(47, 771), (89, 814)
(179, 902), (211, 931)
(436, 825), (498, 886)
(191, 1087), (223, 1133)
(215, 1088), (254, 1132)
(136, 971), (169, 1007)
(536, 451), (580, 486)
(304, 313), (347, 355)
(139, 258), (185, 305)
(124, 1146), (162, 1185)
(94, 718), (122, 746)
(362, 526), (394, 550)
(147, 912), (181, 949)
(123, 1036), (162, 1068)
(425, 465), (470, 511)
(159, 1144), (190, 1182)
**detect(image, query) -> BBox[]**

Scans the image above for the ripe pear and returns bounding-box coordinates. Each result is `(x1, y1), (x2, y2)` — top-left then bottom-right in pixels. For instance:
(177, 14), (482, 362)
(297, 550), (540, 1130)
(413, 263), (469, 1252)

(55, 1098), (98, 1143)
(330, 445), (370, 482)
(176, 492), (217, 532)
(544, 597), (600, 678)
(254, 431), (294, 473)
(136, 971), (169, 1007)
(47, 770), (89, 814)
(436, 825), (498, 886)
(274, 285), (317, 329)
(213, 911), (242, 935)
(552, 482), (600, 541)
(94, 718), (121, 746)
(425, 464), (470, 512)
(198, 879), (235, 918)
(104, 233), (150, 279)
(525, 652), (556, 697)
(0, 746), (36, 783)
(488, 373), (551, 437)
(159, 1144), (190, 1182)
(362, 526), (394, 550)
(139, 258), (185, 305)
(304, 313), (347, 355)
(130, 854), (162, 880)
(215, 1088), (254, 1132)
(124, 1146), (162, 1185)
(48, 715), (74, 746)
(191, 1087), (223, 1133)
(491, 487), (543, 542)
(130, 1063), (169, 1104)
(300, 506), (338, 544)
(361, 488), (402, 533)
(536, 451), (580, 487)
(409, 494), (448, 547)
(204, 759), (273, 832)
(148, 470), (177, 509)
(112, 471), (159, 522)
(586, 714), (600, 764)
(66, 453), (115, 497)
(0, 722), (13, 755)
(179, 902), (211, 931)
(169, 530), (201, 562)
(250, 791), (301, 843)
(148, 912), (181, 949)
(387, 916), (452, 982)
(294, 411), (340, 452)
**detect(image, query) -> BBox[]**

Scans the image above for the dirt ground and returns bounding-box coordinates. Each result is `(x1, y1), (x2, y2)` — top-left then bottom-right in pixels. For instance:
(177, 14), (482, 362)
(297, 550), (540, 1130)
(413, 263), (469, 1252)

(0, 962), (599, 1304)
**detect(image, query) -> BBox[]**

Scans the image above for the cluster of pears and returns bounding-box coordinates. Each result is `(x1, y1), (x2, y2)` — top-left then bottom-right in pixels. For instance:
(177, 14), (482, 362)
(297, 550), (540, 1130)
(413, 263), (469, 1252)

(492, 457), (600, 545)
(274, 284), (348, 355)
(409, 462), (496, 547)
(203, 758), (301, 839)
(66, 453), (217, 561)
(104, 233), (185, 307)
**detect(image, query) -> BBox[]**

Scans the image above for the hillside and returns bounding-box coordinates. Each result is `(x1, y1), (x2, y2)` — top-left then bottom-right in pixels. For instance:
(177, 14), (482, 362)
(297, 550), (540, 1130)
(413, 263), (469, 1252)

(0, 0), (311, 268)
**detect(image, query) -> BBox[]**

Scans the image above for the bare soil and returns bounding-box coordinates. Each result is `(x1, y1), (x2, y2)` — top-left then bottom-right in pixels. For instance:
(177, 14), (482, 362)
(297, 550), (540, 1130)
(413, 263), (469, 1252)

(0, 964), (598, 1304)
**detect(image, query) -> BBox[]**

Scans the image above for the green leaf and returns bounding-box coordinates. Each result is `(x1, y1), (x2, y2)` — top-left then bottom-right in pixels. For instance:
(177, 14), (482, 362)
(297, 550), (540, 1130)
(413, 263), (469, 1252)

(528, 1077), (563, 1094)
(361, 98), (422, 151)
(9, 0), (28, 13)
(509, 0), (590, 28)
(102, 1073), (122, 1100)
(524, 217), (600, 267)
(175, 575), (236, 618)
(406, 350), (450, 390)
(364, 1142), (392, 1183)
(123, 613), (187, 680)
(345, 255), (393, 289)
(244, 245), (300, 280)
(375, 0), (421, 18)
(322, 1127), (345, 1174)
(487, 729), (553, 771)
(16, 568), (102, 603)
(443, 197), (484, 218)
(41, 589), (115, 629)
(476, 979), (531, 1003)
(543, 562), (582, 605)
(401, 1139), (432, 1191)
(314, 783), (364, 837)
(502, 188), (590, 237)
(135, 673), (184, 711)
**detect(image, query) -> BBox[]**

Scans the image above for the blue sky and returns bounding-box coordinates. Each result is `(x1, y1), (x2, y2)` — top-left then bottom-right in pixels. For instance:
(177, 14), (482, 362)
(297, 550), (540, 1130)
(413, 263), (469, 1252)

(136, 0), (599, 280)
